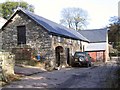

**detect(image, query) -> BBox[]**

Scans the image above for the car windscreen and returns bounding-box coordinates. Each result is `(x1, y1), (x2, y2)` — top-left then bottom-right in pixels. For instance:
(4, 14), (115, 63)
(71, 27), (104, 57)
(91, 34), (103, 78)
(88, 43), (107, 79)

(74, 52), (85, 57)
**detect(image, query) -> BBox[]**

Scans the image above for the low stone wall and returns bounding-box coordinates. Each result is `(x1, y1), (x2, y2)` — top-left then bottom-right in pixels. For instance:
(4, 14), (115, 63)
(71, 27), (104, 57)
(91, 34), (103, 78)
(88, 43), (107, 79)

(12, 48), (31, 60)
(0, 51), (15, 82)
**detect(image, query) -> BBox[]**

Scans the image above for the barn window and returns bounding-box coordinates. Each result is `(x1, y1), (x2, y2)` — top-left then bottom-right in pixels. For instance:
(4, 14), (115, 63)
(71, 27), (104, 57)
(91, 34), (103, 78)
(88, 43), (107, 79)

(58, 36), (64, 43)
(17, 25), (26, 45)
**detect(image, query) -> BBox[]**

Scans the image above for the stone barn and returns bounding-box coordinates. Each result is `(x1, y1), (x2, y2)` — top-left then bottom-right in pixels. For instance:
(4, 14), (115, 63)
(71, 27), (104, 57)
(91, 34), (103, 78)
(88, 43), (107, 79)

(1, 8), (88, 69)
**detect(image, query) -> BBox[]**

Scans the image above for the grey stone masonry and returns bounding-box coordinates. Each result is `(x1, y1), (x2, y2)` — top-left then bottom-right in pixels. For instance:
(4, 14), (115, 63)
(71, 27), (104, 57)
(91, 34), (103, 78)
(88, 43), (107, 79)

(1, 52), (15, 75)
(0, 51), (15, 83)
(2, 12), (53, 62)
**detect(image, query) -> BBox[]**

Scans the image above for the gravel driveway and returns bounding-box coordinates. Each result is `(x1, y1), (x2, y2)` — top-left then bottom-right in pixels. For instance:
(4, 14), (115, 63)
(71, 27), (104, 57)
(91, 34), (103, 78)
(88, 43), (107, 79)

(2, 58), (119, 88)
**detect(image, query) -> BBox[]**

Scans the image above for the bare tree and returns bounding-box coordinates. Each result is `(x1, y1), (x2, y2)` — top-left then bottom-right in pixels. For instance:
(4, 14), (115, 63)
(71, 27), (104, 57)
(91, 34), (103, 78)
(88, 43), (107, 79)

(60, 7), (89, 30)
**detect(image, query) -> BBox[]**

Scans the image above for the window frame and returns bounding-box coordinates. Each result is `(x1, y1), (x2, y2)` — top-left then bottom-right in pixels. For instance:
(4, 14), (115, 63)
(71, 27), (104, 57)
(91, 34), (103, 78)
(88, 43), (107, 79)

(17, 25), (26, 45)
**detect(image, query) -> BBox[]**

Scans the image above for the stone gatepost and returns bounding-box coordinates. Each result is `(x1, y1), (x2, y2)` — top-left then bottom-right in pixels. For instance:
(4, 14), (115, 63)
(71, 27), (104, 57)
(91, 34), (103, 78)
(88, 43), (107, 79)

(60, 53), (67, 68)
(1, 52), (15, 78)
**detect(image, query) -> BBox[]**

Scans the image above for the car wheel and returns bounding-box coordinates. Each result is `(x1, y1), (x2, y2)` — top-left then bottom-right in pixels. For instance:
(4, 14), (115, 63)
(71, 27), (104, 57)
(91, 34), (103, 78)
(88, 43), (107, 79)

(89, 64), (91, 67)
(86, 63), (89, 67)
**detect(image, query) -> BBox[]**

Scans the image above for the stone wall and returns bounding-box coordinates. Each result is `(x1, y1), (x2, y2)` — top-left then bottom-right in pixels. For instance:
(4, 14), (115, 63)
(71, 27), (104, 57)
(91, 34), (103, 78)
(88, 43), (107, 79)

(52, 36), (81, 54)
(2, 11), (54, 64)
(51, 35), (81, 67)
(1, 52), (15, 75)
(0, 51), (15, 82)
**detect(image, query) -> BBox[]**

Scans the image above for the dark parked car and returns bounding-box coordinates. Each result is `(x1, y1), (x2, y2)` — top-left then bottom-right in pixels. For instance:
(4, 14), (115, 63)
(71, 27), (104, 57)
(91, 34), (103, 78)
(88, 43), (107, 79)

(72, 52), (92, 67)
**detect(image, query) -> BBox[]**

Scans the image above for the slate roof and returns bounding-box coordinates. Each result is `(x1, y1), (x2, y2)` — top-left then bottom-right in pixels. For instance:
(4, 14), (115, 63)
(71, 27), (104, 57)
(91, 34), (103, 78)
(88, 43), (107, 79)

(85, 42), (106, 51)
(2, 8), (89, 42)
(78, 28), (107, 43)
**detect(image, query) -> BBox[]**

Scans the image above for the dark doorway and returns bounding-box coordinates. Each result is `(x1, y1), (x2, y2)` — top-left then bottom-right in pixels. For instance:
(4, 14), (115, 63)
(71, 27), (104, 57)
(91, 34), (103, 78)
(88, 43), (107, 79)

(66, 48), (70, 65)
(17, 25), (26, 45)
(55, 46), (63, 67)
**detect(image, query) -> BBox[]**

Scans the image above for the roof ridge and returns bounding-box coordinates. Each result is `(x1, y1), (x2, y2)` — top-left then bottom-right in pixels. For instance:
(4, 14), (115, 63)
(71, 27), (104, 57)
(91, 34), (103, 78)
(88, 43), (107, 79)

(80, 28), (107, 31)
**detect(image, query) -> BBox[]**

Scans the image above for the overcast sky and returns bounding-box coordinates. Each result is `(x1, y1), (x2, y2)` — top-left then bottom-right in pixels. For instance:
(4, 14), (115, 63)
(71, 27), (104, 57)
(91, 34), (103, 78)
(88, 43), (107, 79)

(0, 0), (119, 29)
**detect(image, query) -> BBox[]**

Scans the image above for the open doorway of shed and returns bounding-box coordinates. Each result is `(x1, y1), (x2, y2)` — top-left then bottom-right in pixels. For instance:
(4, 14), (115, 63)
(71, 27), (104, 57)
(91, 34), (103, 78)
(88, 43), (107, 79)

(96, 51), (105, 62)
(55, 46), (63, 67)
(66, 48), (70, 65)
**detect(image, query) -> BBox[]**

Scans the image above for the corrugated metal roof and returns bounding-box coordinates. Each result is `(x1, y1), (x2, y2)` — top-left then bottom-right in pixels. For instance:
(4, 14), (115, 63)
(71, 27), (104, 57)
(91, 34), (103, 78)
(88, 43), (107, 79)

(78, 29), (107, 43)
(17, 8), (89, 42)
(85, 42), (106, 51)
